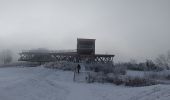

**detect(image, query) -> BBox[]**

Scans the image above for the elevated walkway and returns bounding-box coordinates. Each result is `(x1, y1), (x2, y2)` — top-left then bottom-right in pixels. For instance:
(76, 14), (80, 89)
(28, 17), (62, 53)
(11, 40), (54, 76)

(19, 50), (114, 64)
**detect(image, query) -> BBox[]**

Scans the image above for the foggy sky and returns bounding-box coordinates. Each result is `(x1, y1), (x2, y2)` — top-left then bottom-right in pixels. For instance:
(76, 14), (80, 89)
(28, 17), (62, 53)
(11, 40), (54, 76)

(0, 0), (170, 62)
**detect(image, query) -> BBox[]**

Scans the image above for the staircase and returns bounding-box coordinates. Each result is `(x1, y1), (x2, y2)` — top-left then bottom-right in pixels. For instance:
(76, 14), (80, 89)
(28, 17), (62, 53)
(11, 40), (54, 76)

(73, 63), (90, 83)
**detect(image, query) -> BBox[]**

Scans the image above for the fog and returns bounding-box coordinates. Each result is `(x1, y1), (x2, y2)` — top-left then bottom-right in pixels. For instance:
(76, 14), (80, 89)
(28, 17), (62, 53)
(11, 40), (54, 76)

(0, 0), (170, 62)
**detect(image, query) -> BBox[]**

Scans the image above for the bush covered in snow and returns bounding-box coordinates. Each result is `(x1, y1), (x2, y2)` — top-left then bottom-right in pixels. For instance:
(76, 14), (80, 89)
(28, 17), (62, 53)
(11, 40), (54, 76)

(88, 72), (157, 86)
(86, 63), (126, 75)
(87, 71), (106, 83)
(43, 61), (76, 71)
(105, 73), (124, 85)
(113, 63), (127, 75)
(84, 63), (127, 84)
(0, 62), (40, 67)
(87, 72), (125, 85)
(85, 63), (113, 73)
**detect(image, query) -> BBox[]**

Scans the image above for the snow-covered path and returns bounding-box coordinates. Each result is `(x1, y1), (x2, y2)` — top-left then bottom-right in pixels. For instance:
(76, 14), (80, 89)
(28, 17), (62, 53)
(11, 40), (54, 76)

(0, 67), (170, 100)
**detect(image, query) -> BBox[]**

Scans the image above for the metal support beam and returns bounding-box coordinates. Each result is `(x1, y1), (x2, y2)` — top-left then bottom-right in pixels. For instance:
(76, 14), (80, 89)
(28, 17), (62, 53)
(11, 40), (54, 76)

(19, 52), (114, 64)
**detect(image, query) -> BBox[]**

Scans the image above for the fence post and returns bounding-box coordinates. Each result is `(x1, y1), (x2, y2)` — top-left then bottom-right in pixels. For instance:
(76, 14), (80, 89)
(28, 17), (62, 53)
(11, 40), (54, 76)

(73, 70), (76, 82)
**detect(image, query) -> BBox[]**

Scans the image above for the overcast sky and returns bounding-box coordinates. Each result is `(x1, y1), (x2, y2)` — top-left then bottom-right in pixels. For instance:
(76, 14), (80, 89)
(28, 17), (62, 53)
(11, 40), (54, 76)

(0, 0), (170, 62)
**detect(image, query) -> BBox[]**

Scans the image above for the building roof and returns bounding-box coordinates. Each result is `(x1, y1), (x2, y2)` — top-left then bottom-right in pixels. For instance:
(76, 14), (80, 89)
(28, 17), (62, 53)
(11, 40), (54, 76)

(77, 38), (96, 41)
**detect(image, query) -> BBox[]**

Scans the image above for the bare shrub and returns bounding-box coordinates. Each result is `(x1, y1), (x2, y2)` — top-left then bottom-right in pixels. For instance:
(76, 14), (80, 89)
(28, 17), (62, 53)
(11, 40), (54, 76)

(145, 60), (163, 71)
(112, 75), (124, 85)
(113, 77), (124, 85)
(155, 51), (170, 70)
(125, 76), (157, 87)
(113, 63), (127, 75)
(103, 73), (124, 85)
(86, 63), (114, 74)
(124, 59), (163, 71)
(88, 72), (124, 85)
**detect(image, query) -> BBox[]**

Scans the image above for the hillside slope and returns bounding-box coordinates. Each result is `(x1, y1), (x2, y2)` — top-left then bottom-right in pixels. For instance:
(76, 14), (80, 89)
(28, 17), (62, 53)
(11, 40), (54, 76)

(0, 67), (170, 100)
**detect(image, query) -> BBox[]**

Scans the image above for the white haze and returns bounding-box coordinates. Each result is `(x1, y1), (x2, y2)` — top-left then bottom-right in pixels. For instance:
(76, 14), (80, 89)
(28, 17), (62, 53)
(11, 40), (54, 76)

(0, 0), (170, 62)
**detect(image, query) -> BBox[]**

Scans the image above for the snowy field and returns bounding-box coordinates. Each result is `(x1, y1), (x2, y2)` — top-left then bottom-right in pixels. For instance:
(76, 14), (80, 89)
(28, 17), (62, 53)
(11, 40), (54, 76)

(0, 66), (170, 100)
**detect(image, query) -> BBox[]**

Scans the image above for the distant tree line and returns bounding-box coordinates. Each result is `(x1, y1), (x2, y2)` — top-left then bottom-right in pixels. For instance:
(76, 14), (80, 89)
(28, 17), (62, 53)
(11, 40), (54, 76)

(0, 49), (13, 64)
(115, 51), (170, 71)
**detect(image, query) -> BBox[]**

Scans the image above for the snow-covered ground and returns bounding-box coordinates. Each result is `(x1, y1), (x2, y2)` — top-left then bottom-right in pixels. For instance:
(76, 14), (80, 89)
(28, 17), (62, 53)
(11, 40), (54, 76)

(0, 66), (170, 100)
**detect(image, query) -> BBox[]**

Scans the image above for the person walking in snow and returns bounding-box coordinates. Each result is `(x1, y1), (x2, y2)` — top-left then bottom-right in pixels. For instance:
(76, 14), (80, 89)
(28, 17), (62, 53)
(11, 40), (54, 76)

(77, 64), (81, 74)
